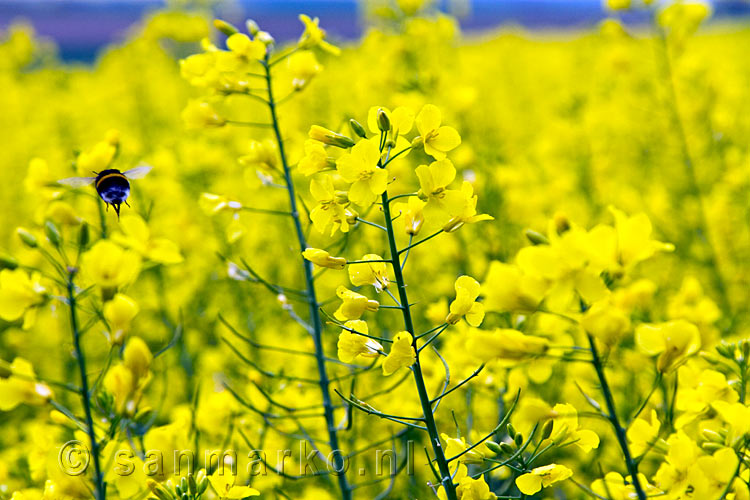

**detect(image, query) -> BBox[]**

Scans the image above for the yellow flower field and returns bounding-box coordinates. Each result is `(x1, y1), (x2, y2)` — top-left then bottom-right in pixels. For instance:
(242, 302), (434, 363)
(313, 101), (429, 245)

(1, 1), (750, 499)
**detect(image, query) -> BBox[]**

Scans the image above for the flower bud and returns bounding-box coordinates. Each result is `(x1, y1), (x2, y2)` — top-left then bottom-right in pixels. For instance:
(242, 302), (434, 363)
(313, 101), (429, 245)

(308, 125), (355, 148)
(507, 423), (517, 439)
(514, 433), (524, 447)
(701, 429), (724, 444)
(541, 419), (555, 440)
(44, 220), (62, 248)
(213, 19), (239, 36)
(499, 442), (515, 454)
(701, 441), (724, 453)
(553, 212), (570, 234)
(442, 217), (465, 233)
(716, 341), (735, 359)
(188, 473), (197, 496)
(257, 31), (275, 46)
(525, 229), (549, 246)
(411, 135), (424, 149)
(0, 359), (11, 379)
(377, 108), (391, 132)
(485, 441), (503, 455)
(179, 477), (188, 494)
(302, 248), (346, 270)
(78, 222), (90, 251)
(0, 254), (18, 270)
(16, 227), (38, 248)
(349, 119), (367, 138)
(245, 19), (260, 36)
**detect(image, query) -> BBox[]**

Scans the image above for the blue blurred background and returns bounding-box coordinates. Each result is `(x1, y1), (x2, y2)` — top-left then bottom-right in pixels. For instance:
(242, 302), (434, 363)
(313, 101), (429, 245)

(1, 0), (749, 62)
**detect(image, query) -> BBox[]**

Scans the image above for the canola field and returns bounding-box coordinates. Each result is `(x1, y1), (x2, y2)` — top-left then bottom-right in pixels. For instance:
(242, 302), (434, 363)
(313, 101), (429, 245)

(1, 1), (750, 499)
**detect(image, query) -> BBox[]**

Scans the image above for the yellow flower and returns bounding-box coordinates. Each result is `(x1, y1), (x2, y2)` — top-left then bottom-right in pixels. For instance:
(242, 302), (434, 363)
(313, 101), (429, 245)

(415, 104), (461, 160)
(442, 182), (494, 233)
(605, 0), (631, 10)
(297, 14), (341, 55)
(382, 332), (416, 375)
(302, 248), (346, 269)
(415, 159), (466, 218)
(238, 139), (277, 173)
(215, 33), (265, 71)
(711, 401), (750, 437)
(482, 261), (547, 313)
(124, 337), (152, 382)
(334, 286), (379, 321)
(635, 320), (701, 373)
(182, 100), (226, 128)
(446, 275), (485, 326)
(394, 196), (426, 235)
(592, 472), (659, 500)
(627, 409), (660, 457)
(610, 206), (674, 269)
(103, 293), (139, 345)
(516, 463), (573, 495)
(287, 50), (321, 90)
(309, 175), (355, 235)
(209, 471), (259, 499)
(337, 320), (383, 363)
(76, 140), (116, 175)
(0, 358), (53, 411)
(112, 214), (183, 264)
(0, 269), (46, 328)
(82, 240), (141, 290)
(180, 52), (220, 88)
(25, 157), (61, 199)
(466, 328), (549, 364)
(336, 138), (389, 207)
(547, 403), (600, 452)
(348, 254), (390, 291)
(105, 337), (152, 415)
(581, 300), (631, 347)
(441, 433), (485, 464)
(438, 464), (497, 500)
(297, 140), (333, 176)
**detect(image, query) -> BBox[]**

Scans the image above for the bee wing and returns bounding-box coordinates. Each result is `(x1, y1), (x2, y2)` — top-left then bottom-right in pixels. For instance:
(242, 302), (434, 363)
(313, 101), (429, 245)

(122, 165), (153, 180)
(57, 176), (96, 187)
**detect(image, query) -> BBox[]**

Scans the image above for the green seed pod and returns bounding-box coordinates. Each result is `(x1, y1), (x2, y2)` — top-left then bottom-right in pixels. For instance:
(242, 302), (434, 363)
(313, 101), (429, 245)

(541, 419), (555, 440)
(349, 119), (367, 138)
(377, 108), (391, 132)
(525, 229), (549, 246)
(213, 19), (239, 36)
(16, 228), (38, 248)
(45, 221), (62, 248)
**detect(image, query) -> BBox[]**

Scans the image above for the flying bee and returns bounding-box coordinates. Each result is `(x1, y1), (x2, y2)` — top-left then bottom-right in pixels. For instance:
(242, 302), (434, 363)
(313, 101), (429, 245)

(58, 165), (152, 218)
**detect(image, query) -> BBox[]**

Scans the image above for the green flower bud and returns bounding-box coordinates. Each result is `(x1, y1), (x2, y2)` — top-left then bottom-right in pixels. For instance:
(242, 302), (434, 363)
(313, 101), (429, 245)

(349, 119), (367, 138)
(485, 441), (503, 455)
(701, 441), (724, 453)
(716, 342), (735, 359)
(0, 359), (12, 379)
(377, 108), (391, 132)
(188, 473), (197, 496)
(514, 433), (524, 447)
(245, 19), (260, 36)
(541, 419), (555, 440)
(16, 227), (38, 248)
(0, 253), (18, 270)
(45, 220), (62, 248)
(179, 477), (188, 494)
(78, 222), (90, 251)
(525, 229), (549, 246)
(701, 429), (724, 444)
(507, 423), (517, 439)
(499, 442), (515, 454)
(213, 19), (239, 36)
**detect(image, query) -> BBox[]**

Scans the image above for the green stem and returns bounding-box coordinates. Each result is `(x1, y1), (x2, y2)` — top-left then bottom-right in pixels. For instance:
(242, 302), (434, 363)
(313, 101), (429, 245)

(380, 189), (458, 500)
(587, 334), (646, 500)
(262, 56), (352, 500)
(96, 198), (107, 239)
(67, 270), (106, 500)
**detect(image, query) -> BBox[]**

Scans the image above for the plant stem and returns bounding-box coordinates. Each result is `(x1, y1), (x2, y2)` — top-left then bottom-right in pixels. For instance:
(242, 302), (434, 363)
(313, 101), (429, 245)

(262, 55), (352, 500)
(67, 270), (106, 500)
(587, 334), (646, 500)
(380, 189), (458, 500)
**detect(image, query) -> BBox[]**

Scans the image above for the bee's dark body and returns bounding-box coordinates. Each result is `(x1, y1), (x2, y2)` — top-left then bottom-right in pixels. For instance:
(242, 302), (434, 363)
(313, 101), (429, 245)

(95, 169), (130, 216)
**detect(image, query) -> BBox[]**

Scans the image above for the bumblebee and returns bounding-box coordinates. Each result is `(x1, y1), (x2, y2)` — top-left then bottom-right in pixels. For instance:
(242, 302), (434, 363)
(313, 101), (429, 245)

(58, 165), (152, 218)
